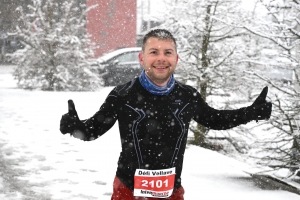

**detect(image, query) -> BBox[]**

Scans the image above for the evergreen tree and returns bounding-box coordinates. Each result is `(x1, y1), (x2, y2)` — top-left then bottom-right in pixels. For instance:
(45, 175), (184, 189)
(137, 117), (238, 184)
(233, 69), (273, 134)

(8, 0), (101, 91)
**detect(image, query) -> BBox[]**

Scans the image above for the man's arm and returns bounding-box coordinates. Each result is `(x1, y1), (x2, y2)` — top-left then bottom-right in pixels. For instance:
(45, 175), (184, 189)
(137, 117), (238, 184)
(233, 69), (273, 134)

(60, 91), (118, 141)
(193, 87), (272, 130)
(80, 94), (118, 140)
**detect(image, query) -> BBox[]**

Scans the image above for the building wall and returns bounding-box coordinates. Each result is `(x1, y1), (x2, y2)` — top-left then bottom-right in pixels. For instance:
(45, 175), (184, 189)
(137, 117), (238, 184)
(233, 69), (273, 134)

(87, 0), (137, 57)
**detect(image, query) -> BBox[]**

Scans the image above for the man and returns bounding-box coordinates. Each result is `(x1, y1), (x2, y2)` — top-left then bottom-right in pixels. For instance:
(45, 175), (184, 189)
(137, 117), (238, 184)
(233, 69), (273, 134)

(60, 29), (272, 200)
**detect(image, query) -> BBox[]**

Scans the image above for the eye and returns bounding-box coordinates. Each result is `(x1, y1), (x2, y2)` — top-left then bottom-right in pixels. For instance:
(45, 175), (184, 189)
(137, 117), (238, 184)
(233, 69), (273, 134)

(150, 51), (157, 54)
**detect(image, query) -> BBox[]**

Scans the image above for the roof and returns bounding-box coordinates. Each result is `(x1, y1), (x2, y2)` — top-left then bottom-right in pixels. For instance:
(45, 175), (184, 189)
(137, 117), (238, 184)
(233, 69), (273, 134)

(97, 47), (142, 62)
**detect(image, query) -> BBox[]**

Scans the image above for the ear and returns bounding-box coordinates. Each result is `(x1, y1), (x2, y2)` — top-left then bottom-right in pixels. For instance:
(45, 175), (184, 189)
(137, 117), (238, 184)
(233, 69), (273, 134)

(138, 52), (144, 66)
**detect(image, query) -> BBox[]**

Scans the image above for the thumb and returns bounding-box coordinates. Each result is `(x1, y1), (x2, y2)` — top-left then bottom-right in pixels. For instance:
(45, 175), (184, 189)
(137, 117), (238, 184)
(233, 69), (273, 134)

(253, 86), (268, 105)
(68, 99), (79, 119)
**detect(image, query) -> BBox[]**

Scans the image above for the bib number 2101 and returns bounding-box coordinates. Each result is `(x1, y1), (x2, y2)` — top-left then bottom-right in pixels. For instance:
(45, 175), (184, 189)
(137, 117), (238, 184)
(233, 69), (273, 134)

(142, 179), (169, 188)
(134, 167), (176, 198)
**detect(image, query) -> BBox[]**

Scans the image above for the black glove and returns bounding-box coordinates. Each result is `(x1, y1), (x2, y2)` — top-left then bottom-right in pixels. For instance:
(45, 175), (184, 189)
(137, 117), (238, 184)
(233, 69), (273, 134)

(245, 87), (272, 121)
(60, 100), (84, 135)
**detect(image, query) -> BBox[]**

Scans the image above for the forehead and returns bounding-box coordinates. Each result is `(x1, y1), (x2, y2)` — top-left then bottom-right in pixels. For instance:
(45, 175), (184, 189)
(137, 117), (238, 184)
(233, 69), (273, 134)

(144, 37), (176, 50)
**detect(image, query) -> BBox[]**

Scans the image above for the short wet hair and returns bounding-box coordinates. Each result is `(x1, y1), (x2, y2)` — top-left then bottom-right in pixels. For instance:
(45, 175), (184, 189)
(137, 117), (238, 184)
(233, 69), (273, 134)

(142, 29), (177, 52)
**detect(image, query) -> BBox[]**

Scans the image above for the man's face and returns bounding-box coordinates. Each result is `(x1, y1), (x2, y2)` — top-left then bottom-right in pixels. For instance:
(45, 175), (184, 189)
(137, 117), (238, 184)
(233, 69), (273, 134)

(138, 37), (178, 86)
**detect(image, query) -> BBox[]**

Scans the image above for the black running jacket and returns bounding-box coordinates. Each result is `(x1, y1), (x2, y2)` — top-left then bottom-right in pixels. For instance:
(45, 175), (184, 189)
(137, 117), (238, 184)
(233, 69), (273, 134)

(80, 78), (252, 190)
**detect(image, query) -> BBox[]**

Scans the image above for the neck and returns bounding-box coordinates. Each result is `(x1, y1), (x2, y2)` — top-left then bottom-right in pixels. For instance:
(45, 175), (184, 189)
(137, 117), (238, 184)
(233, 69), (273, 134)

(139, 70), (175, 96)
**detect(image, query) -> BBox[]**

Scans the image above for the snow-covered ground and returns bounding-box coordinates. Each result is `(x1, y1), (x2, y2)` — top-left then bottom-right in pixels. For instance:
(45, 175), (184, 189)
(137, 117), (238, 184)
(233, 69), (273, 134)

(0, 65), (299, 200)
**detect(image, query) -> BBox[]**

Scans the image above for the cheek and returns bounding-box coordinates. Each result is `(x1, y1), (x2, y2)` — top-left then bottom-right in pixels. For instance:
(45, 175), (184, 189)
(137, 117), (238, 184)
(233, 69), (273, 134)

(142, 59), (151, 70)
(170, 58), (177, 65)
(145, 58), (155, 66)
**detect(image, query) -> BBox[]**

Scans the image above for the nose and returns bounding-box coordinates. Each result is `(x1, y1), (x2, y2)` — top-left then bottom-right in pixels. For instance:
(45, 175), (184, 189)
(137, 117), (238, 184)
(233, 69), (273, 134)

(157, 52), (166, 62)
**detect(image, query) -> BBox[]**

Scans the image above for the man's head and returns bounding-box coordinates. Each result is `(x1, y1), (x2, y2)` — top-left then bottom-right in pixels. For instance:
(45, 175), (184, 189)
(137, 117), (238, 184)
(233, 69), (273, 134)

(141, 29), (177, 52)
(139, 29), (178, 87)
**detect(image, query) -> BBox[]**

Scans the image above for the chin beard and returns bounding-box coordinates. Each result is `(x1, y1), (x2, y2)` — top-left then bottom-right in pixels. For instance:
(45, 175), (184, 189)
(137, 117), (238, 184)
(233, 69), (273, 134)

(150, 75), (171, 86)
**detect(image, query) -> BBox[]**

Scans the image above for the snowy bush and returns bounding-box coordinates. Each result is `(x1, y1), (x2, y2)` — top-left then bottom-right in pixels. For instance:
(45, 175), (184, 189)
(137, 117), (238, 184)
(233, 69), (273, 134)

(8, 0), (102, 91)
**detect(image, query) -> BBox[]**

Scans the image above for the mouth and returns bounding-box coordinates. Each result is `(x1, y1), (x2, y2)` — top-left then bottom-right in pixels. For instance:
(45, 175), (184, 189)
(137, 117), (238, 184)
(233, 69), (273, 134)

(153, 66), (169, 69)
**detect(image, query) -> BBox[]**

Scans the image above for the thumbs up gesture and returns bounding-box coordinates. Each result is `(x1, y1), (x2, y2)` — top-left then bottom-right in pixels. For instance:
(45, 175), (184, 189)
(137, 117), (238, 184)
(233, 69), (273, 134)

(246, 87), (272, 121)
(253, 86), (268, 105)
(60, 100), (83, 135)
(68, 100), (79, 121)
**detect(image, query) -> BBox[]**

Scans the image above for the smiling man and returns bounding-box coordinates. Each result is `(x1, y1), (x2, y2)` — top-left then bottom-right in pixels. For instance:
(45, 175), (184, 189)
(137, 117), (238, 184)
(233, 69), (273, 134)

(139, 34), (178, 86)
(60, 29), (272, 200)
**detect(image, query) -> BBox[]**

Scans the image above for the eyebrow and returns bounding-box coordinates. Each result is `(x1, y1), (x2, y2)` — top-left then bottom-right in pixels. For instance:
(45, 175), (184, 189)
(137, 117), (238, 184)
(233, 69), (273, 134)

(148, 48), (175, 52)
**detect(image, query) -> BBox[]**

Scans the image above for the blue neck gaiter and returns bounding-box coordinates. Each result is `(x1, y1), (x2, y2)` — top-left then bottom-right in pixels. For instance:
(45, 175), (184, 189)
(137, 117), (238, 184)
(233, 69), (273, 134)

(139, 70), (175, 96)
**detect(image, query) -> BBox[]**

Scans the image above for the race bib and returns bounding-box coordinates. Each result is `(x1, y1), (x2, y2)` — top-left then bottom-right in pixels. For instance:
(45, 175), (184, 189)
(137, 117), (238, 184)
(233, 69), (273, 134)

(134, 167), (176, 198)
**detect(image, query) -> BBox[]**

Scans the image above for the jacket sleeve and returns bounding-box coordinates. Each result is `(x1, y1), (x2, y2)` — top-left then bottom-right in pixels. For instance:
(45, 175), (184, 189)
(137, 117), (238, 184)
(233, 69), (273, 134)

(192, 90), (252, 130)
(79, 89), (118, 141)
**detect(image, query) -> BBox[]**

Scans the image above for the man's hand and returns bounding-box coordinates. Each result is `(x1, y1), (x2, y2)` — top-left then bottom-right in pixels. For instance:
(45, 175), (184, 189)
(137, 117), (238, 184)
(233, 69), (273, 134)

(60, 100), (83, 135)
(246, 87), (272, 121)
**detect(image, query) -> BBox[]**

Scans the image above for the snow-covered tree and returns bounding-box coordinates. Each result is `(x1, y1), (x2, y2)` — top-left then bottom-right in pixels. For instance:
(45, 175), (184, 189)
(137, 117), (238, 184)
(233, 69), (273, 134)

(159, 0), (256, 148)
(8, 0), (101, 91)
(240, 0), (300, 177)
